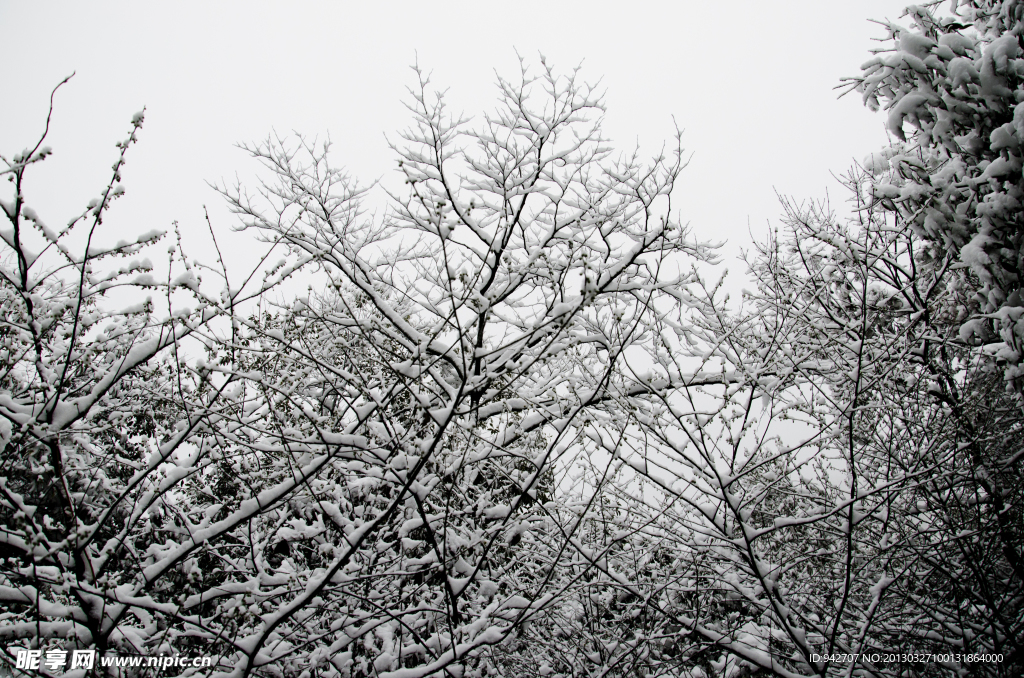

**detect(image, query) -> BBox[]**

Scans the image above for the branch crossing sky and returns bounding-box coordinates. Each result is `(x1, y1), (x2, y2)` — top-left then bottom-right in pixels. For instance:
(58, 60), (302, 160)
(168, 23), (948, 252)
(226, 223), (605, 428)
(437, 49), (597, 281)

(1, 1), (908, 276)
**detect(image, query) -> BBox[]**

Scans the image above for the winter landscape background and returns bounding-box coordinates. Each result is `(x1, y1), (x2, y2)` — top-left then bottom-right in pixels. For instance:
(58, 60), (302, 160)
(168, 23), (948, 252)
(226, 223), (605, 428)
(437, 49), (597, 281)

(1, 1), (1022, 676)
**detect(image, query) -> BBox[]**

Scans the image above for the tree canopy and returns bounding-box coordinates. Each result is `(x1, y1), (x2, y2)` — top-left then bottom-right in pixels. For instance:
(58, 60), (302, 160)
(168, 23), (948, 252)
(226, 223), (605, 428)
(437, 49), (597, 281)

(2, 3), (1024, 677)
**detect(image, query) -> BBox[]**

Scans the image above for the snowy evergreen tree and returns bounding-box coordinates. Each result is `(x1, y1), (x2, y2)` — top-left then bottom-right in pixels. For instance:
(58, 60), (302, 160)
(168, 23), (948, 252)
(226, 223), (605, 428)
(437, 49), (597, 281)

(847, 0), (1024, 389)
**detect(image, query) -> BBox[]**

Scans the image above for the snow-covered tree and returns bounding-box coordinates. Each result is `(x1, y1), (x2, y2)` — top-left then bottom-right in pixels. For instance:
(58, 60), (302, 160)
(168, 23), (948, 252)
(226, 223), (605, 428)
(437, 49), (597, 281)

(596, 162), (1021, 676)
(0, 80), (257, 665)
(845, 0), (1024, 390)
(1, 62), (724, 678)
(571, 4), (1024, 673)
(199, 59), (724, 677)
(743, 169), (1023, 674)
(12, 6), (1024, 673)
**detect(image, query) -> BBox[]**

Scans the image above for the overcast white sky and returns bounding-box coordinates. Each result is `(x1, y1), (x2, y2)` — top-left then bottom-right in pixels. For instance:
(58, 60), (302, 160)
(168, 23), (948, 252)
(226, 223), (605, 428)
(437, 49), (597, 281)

(2, 1), (910, 286)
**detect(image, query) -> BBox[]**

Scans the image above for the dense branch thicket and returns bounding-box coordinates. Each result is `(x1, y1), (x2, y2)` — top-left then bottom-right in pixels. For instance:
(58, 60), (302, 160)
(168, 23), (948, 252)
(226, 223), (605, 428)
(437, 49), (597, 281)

(1, 63), (721, 678)
(842, 0), (1024, 388)
(3, 3), (1024, 676)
